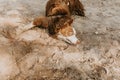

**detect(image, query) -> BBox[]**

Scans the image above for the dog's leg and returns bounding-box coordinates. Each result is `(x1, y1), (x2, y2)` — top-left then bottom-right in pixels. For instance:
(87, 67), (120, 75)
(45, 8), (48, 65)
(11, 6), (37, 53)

(33, 16), (49, 28)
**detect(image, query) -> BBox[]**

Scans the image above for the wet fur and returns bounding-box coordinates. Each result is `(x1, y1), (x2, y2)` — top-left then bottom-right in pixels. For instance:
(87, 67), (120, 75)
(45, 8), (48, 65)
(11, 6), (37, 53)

(46, 0), (85, 16)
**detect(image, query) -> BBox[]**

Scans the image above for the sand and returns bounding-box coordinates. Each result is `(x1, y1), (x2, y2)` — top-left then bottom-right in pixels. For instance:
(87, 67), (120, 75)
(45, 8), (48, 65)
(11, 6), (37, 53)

(0, 0), (120, 80)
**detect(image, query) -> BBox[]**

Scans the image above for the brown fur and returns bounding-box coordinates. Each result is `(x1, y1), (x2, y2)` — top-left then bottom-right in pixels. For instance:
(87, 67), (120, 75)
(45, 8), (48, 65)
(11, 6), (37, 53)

(33, 16), (49, 28)
(33, 15), (73, 36)
(46, 0), (85, 16)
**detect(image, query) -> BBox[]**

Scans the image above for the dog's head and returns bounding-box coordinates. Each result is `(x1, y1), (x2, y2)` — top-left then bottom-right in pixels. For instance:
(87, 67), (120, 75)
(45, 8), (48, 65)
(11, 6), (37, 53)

(48, 16), (80, 45)
(33, 15), (80, 45)
(57, 19), (80, 45)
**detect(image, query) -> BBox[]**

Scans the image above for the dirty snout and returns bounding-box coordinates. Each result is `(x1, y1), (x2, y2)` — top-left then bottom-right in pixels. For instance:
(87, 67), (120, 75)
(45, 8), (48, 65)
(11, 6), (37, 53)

(65, 35), (80, 45)
(57, 27), (80, 45)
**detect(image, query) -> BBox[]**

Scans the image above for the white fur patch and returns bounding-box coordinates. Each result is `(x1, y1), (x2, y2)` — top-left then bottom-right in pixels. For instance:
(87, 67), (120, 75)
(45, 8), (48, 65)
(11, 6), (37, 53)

(66, 35), (78, 44)
(57, 27), (79, 44)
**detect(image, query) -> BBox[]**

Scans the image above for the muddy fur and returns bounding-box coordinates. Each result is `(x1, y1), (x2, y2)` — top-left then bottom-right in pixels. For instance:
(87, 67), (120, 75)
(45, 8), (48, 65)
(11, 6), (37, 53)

(46, 0), (85, 16)
(33, 15), (73, 36)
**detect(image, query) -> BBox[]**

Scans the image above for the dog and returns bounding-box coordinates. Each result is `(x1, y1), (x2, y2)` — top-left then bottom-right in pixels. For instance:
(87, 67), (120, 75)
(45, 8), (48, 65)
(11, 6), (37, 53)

(33, 15), (80, 45)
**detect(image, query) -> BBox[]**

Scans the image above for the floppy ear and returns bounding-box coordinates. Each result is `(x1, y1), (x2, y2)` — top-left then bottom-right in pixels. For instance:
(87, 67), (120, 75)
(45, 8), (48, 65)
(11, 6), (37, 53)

(48, 23), (57, 35)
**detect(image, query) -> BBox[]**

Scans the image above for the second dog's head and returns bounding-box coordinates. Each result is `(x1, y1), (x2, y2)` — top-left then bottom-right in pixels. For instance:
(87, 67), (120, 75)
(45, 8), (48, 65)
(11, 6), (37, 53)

(33, 16), (80, 45)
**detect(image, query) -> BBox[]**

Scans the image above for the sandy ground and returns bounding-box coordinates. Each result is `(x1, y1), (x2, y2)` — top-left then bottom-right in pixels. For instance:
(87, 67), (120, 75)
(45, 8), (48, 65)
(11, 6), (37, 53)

(0, 0), (120, 80)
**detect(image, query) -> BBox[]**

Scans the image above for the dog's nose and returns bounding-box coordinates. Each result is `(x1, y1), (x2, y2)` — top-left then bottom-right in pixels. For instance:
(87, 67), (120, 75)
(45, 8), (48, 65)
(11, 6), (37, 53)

(74, 40), (80, 45)
(77, 40), (80, 44)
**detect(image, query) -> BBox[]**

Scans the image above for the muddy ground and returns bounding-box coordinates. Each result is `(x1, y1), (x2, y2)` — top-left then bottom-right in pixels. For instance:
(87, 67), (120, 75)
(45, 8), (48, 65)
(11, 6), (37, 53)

(0, 0), (120, 80)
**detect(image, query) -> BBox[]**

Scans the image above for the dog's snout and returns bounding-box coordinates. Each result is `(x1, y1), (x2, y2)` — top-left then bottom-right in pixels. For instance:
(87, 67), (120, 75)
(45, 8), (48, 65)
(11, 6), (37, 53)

(74, 40), (80, 45)
(66, 35), (80, 45)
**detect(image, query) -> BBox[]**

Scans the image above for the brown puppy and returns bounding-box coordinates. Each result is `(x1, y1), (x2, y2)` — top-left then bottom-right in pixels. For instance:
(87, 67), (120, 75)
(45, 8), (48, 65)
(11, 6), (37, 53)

(33, 15), (80, 44)
(46, 0), (85, 16)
